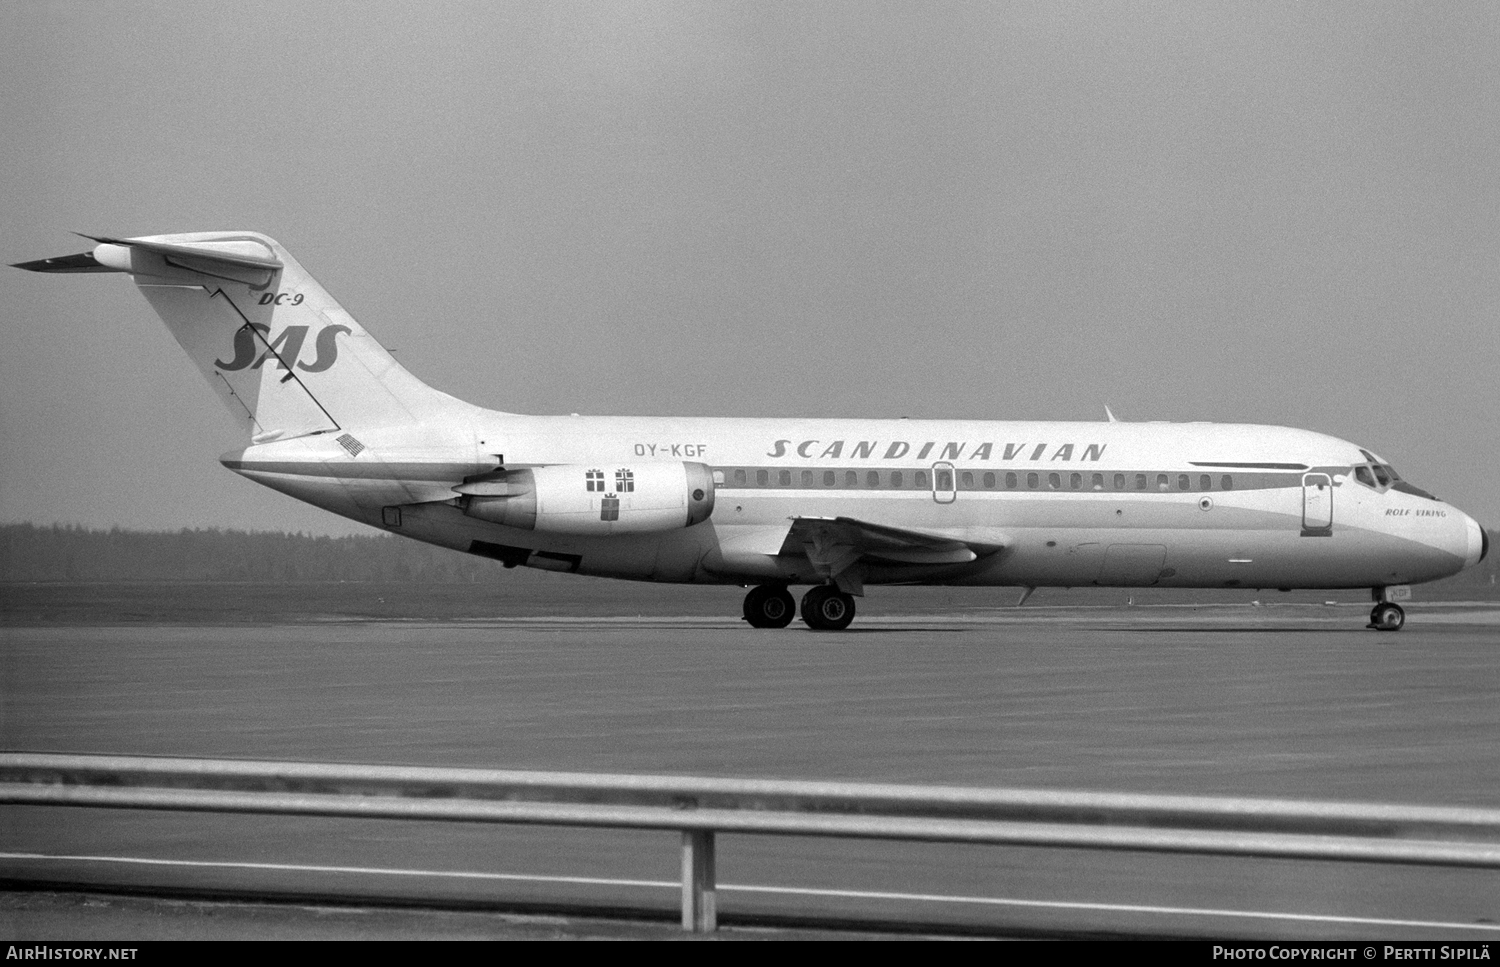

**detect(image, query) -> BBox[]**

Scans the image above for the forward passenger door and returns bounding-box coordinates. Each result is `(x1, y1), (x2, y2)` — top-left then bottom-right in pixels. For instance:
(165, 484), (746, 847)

(1302, 473), (1333, 536)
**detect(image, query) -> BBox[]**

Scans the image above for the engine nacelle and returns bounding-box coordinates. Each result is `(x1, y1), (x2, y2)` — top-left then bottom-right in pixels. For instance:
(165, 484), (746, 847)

(461, 462), (715, 535)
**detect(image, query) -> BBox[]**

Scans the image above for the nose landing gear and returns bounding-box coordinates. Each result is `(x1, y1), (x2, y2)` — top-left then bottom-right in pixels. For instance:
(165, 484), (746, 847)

(1369, 586), (1410, 631)
(1368, 602), (1405, 631)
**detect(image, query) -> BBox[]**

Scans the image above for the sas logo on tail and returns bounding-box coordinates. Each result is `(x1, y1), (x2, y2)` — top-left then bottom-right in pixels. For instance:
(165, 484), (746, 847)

(215, 324), (351, 373)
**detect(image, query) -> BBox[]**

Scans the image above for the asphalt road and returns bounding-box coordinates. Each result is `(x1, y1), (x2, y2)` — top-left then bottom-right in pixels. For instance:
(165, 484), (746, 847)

(3, 601), (1498, 938)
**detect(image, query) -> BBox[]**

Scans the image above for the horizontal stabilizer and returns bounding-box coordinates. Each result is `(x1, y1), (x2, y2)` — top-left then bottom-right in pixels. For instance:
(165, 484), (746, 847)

(13, 230), (470, 440)
(78, 234), (284, 271)
(14, 234), (284, 289)
(12, 251), (113, 273)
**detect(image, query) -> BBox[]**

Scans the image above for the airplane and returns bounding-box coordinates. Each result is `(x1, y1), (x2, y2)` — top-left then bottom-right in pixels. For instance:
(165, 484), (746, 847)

(14, 231), (1489, 632)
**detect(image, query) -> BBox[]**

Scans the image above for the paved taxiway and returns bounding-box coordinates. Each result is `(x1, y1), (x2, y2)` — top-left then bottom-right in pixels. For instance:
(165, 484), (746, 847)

(3, 605), (1498, 938)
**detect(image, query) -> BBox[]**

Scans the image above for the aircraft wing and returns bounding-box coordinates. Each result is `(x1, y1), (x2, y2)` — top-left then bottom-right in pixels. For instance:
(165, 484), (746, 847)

(779, 516), (1002, 595)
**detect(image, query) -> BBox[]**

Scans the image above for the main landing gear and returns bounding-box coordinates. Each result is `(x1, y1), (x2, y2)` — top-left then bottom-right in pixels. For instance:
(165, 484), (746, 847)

(1368, 602), (1405, 632)
(742, 585), (795, 628)
(799, 585), (856, 631)
(741, 585), (857, 631)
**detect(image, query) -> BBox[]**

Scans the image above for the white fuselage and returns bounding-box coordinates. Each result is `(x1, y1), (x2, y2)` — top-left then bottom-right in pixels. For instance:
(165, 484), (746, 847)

(224, 410), (1486, 592)
(20, 229), (1486, 628)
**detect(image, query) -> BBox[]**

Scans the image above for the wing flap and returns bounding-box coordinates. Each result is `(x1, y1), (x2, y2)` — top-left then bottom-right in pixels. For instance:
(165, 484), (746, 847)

(780, 516), (1001, 594)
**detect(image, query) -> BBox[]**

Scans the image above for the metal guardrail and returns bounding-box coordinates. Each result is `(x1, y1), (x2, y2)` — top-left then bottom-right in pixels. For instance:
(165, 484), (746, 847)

(3, 753), (1499, 933)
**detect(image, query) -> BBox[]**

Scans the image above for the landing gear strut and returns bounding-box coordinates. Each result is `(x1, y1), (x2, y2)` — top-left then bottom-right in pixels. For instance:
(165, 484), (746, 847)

(800, 585), (856, 631)
(1369, 602), (1405, 632)
(742, 585), (795, 628)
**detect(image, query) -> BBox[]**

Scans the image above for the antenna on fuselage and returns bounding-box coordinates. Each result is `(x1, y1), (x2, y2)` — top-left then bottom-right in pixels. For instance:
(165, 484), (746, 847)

(1104, 405), (1120, 423)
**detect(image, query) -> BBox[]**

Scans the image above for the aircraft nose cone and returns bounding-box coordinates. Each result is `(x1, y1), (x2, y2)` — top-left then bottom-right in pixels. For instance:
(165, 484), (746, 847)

(1463, 514), (1487, 567)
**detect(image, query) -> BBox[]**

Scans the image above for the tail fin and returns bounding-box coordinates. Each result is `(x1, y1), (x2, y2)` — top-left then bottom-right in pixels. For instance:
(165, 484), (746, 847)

(15, 232), (469, 442)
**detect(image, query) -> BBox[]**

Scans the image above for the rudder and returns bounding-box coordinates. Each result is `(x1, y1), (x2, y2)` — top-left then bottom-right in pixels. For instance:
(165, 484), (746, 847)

(16, 231), (466, 442)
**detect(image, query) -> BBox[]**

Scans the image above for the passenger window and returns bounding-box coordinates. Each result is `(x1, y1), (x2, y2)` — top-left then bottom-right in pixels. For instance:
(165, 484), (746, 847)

(756, 469), (768, 486)
(983, 472), (996, 489)
(1070, 472), (1082, 490)
(779, 470), (791, 486)
(823, 470), (835, 487)
(1177, 474), (1189, 491)
(961, 471), (974, 488)
(1048, 472), (1061, 490)
(1113, 473), (1125, 490)
(1006, 472), (1018, 489)
(1355, 466), (1374, 487)
(915, 471), (928, 488)
(1091, 473), (1104, 491)
(1135, 474), (1147, 491)
(801, 470), (813, 486)
(936, 470), (952, 490)
(1221, 475), (1233, 490)
(734, 469), (746, 485)
(712, 471), (725, 485)
(1199, 474), (1211, 490)
(891, 471), (903, 488)
(1157, 474), (1169, 492)
(846, 471), (858, 487)
(1027, 472), (1039, 489)
(867, 471), (880, 487)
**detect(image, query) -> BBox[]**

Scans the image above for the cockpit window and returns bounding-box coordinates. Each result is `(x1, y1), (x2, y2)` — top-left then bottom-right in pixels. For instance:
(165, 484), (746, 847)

(1352, 461), (1434, 499)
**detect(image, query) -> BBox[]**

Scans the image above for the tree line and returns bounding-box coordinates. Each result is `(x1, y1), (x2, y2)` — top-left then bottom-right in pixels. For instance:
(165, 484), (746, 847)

(0, 523), (497, 583)
(2, 522), (1496, 592)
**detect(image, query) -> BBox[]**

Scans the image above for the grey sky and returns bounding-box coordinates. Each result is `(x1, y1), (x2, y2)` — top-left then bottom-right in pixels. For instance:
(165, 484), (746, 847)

(3, 1), (1496, 535)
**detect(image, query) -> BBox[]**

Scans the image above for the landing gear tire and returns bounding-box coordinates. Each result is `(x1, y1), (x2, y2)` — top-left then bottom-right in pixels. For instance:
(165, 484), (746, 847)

(1369, 603), (1405, 632)
(800, 585), (856, 631)
(743, 585), (795, 629)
